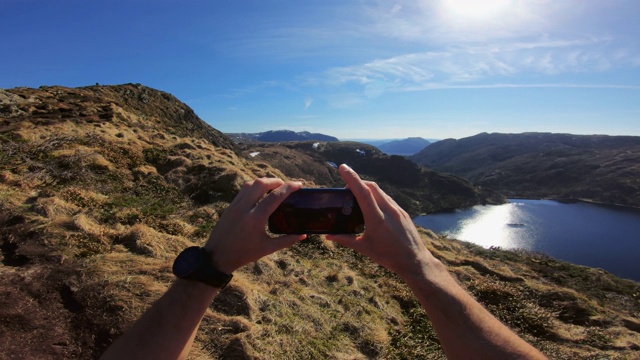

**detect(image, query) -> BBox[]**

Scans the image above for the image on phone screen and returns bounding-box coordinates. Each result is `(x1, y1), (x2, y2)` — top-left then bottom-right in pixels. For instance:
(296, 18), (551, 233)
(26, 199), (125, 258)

(268, 188), (365, 234)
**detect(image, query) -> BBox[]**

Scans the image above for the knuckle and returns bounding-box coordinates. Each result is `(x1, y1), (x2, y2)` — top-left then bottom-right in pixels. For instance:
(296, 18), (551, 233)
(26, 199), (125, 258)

(390, 209), (405, 221)
(368, 216), (386, 228)
(254, 178), (269, 186)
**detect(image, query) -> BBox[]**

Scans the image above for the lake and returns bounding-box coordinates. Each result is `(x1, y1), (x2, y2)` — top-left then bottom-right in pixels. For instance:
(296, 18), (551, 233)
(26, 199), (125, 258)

(413, 199), (640, 282)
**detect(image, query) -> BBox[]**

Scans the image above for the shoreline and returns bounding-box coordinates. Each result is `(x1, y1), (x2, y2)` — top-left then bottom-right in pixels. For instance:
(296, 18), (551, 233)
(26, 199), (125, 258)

(419, 197), (640, 216)
(511, 197), (640, 213)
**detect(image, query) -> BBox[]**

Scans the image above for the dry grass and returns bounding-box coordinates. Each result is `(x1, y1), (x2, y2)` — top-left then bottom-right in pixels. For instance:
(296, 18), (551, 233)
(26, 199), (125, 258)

(1, 84), (639, 359)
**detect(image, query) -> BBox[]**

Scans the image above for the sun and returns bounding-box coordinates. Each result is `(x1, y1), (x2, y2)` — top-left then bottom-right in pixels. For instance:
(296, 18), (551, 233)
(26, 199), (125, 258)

(441, 0), (511, 21)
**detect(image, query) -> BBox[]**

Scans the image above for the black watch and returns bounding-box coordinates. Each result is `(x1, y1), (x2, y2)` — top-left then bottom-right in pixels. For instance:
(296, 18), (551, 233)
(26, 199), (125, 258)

(172, 246), (233, 289)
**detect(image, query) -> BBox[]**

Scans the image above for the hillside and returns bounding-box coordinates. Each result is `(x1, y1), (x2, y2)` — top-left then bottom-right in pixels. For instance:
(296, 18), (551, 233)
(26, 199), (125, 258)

(227, 130), (339, 144)
(237, 141), (504, 215)
(1, 85), (639, 359)
(377, 137), (431, 155)
(411, 132), (640, 208)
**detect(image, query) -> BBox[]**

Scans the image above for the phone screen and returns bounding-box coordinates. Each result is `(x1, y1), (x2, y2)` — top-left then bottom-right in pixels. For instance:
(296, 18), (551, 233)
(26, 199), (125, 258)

(268, 188), (365, 234)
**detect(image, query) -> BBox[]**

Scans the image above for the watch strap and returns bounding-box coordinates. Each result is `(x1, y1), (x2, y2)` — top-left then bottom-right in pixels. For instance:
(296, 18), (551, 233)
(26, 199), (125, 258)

(174, 246), (233, 289)
(195, 248), (233, 288)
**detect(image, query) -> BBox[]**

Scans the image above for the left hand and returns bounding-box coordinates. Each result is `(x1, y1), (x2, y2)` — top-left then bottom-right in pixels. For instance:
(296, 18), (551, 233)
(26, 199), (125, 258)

(204, 178), (306, 274)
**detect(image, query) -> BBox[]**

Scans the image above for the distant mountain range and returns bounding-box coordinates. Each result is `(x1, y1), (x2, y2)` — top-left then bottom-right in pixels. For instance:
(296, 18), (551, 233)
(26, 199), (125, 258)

(376, 137), (431, 155)
(226, 130), (338, 143)
(410, 132), (640, 208)
(226, 132), (433, 156)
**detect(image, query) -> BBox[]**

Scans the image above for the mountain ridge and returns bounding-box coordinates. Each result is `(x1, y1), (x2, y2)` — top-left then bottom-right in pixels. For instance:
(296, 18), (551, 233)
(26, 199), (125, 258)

(410, 132), (640, 208)
(227, 130), (339, 143)
(376, 137), (431, 155)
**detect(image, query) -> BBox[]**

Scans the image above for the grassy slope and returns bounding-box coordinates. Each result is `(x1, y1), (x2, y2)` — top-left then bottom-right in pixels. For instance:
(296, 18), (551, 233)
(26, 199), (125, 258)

(1, 85), (639, 359)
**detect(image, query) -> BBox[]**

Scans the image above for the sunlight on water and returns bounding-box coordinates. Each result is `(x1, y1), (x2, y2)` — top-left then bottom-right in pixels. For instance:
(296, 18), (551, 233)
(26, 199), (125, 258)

(414, 200), (640, 281)
(428, 203), (535, 250)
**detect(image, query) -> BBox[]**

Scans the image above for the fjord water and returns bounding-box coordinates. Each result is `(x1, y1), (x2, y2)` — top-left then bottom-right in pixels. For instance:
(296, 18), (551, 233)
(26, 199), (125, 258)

(413, 200), (640, 282)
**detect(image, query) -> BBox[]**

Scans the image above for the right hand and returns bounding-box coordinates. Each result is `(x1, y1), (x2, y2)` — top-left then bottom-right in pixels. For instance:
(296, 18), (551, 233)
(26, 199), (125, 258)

(326, 165), (436, 279)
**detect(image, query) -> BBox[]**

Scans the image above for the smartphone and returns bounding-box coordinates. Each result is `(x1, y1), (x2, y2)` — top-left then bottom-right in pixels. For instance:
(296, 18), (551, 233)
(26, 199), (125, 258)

(268, 188), (365, 234)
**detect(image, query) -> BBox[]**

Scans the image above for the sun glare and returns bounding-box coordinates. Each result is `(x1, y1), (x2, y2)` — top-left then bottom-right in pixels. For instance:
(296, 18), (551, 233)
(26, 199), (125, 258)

(441, 0), (511, 20)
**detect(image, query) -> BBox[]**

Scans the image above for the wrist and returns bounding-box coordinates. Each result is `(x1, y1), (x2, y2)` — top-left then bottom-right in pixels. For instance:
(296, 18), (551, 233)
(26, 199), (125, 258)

(399, 257), (452, 294)
(173, 278), (220, 298)
(173, 247), (233, 289)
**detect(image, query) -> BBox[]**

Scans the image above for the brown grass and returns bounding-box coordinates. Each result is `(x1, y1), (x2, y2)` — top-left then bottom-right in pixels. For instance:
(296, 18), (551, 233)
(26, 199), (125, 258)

(1, 84), (639, 359)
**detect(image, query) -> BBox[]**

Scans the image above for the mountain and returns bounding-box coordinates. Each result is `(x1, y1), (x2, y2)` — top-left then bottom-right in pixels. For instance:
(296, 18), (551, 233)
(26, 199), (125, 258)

(237, 141), (504, 215)
(1, 86), (638, 358)
(411, 132), (640, 208)
(227, 130), (339, 143)
(376, 137), (431, 155)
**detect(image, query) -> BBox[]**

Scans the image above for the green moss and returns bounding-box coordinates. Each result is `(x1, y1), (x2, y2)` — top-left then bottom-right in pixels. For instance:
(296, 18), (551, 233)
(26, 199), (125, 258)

(99, 194), (177, 223)
(142, 147), (170, 166)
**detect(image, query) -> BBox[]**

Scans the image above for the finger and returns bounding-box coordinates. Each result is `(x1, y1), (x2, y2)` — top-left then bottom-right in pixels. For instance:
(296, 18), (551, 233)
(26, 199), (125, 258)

(338, 165), (384, 223)
(365, 182), (394, 210)
(227, 180), (255, 208)
(254, 181), (303, 217)
(241, 178), (285, 207)
(366, 182), (410, 220)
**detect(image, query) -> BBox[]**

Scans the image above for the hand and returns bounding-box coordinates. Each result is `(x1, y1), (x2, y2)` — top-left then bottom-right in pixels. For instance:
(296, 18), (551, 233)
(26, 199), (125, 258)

(327, 165), (436, 279)
(204, 178), (306, 274)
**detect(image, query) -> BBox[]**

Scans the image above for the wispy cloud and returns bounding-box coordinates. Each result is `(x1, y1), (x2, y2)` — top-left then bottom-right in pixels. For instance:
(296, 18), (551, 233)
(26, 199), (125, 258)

(310, 38), (640, 92)
(304, 97), (313, 110)
(401, 83), (640, 92)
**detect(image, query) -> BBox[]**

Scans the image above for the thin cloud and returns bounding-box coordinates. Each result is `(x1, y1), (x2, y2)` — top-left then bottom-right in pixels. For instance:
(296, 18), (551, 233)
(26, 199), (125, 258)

(304, 97), (313, 110)
(312, 38), (640, 92)
(401, 83), (640, 92)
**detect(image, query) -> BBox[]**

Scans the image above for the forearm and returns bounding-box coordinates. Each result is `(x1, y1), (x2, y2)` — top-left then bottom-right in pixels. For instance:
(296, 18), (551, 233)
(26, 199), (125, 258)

(402, 260), (546, 359)
(101, 279), (219, 360)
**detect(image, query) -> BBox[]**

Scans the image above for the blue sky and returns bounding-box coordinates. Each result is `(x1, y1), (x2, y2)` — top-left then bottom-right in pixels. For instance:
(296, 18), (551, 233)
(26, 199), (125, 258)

(2, 0), (639, 139)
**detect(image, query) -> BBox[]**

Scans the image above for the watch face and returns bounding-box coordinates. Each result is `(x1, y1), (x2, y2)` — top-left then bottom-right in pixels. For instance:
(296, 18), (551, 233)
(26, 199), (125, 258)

(173, 246), (204, 277)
